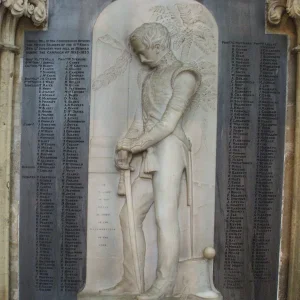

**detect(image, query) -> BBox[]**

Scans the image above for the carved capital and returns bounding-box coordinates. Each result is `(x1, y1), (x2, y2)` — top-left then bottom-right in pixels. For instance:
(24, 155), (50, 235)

(267, 0), (287, 24)
(1, 0), (47, 26)
(287, 0), (300, 18)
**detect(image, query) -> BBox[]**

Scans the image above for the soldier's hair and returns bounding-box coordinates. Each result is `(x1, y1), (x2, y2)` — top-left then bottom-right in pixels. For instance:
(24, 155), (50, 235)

(130, 23), (171, 50)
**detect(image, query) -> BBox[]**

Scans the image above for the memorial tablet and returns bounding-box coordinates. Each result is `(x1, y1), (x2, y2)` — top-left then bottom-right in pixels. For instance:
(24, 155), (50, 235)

(19, 1), (287, 300)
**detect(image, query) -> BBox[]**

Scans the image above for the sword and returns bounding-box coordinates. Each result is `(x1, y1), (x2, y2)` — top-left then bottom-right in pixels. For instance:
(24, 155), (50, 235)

(117, 170), (126, 196)
(124, 169), (143, 293)
(187, 149), (194, 258)
(117, 150), (132, 196)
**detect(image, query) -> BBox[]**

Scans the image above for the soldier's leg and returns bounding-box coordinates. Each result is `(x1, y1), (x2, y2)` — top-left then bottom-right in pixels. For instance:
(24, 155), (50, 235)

(138, 136), (187, 300)
(100, 177), (153, 295)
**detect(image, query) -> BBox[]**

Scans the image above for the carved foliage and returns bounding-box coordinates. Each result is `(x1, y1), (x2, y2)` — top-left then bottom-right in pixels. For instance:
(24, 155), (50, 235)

(287, 0), (300, 18)
(1, 0), (47, 26)
(151, 4), (216, 57)
(92, 4), (217, 114)
(150, 4), (217, 112)
(92, 35), (132, 90)
(268, 0), (300, 22)
(267, 0), (287, 24)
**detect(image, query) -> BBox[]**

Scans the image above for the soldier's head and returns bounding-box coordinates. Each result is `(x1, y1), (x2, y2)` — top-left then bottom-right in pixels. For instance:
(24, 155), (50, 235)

(130, 23), (171, 68)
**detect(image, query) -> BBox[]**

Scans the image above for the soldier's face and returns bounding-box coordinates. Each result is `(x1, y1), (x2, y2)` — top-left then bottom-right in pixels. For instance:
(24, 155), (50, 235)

(131, 39), (159, 68)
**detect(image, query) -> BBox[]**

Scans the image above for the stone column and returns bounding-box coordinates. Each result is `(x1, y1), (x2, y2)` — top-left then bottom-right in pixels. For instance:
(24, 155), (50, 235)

(0, 1), (47, 299)
(268, 1), (300, 299)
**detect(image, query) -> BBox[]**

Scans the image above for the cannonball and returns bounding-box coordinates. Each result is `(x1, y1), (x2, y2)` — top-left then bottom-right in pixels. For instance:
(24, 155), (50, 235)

(203, 247), (216, 259)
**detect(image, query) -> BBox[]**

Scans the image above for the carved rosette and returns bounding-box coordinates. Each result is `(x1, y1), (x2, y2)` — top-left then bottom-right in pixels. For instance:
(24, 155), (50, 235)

(1, 0), (47, 26)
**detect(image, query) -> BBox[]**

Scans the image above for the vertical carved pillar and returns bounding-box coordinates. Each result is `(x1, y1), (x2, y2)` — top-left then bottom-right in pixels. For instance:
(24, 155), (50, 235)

(286, 2), (300, 300)
(287, 23), (300, 300)
(0, 12), (19, 300)
(268, 0), (300, 299)
(0, 1), (47, 299)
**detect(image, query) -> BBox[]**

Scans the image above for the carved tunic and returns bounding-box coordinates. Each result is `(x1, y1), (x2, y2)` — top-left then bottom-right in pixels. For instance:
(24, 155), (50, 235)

(141, 53), (200, 150)
(135, 52), (201, 174)
(117, 51), (201, 175)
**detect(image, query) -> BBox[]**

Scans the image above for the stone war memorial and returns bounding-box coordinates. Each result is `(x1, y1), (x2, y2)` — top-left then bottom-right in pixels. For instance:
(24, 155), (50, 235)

(1, 0), (300, 299)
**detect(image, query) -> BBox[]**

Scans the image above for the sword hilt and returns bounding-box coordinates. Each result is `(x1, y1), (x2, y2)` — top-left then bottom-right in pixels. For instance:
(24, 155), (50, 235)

(117, 150), (132, 196)
(118, 170), (126, 196)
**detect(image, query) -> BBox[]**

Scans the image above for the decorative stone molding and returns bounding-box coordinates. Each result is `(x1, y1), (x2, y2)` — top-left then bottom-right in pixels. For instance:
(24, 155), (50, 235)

(287, 0), (300, 18)
(268, 0), (300, 24)
(0, 1), (298, 299)
(0, 2), (47, 299)
(267, 0), (287, 25)
(1, 0), (47, 26)
(268, 1), (300, 300)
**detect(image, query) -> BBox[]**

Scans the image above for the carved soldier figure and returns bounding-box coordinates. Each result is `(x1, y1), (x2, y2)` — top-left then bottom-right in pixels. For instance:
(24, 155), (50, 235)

(100, 23), (201, 300)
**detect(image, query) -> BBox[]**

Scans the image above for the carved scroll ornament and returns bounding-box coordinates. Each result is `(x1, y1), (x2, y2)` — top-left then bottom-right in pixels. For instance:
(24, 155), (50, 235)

(1, 0), (47, 26)
(267, 0), (300, 23)
(267, 0), (287, 24)
(287, 0), (300, 18)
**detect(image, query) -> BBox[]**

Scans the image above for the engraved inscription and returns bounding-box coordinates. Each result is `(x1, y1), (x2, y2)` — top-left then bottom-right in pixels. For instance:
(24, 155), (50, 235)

(22, 39), (90, 293)
(60, 56), (87, 291)
(222, 41), (283, 293)
(252, 43), (281, 280)
(24, 56), (58, 291)
(225, 42), (254, 289)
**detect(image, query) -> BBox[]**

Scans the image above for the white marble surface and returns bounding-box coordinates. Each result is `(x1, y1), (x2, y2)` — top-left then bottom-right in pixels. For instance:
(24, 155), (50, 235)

(80, 0), (219, 297)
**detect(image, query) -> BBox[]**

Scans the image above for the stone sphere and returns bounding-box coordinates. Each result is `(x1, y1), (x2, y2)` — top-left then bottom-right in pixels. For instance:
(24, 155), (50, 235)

(203, 247), (216, 259)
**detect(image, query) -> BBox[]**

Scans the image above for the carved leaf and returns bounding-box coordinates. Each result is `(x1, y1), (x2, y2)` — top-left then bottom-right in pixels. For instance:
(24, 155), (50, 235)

(97, 34), (124, 50)
(193, 23), (214, 38)
(197, 77), (218, 111)
(92, 50), (132, 90)
(181, 36), (193, 59)
(150, 6), (181, 36)
(184, 59), (217, 113)
(176, 4), (205, 27)
(287, 0), (300, 18)
(196, 61), (217, 76)
(192, 25), (215, 50)
(193, 35), (215, 54)
(173, 32), (186, 50)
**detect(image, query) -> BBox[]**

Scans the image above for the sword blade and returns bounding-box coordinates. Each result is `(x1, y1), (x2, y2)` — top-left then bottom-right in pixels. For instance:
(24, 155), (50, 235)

(124, 170), (143, 293)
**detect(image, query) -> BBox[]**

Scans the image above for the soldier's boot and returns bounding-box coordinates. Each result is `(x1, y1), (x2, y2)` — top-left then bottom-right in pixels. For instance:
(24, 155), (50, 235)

(99, 278), (139, 296)
(137, 280), (174, 300)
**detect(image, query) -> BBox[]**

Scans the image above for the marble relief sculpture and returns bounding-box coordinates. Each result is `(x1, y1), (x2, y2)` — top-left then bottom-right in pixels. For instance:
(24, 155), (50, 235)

(100, 23), (201, 300)
(79, 1), (221, 299)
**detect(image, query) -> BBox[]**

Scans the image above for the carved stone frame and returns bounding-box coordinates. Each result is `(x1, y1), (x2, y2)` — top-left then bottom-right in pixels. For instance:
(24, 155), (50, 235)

(267, 1), (300, 299)
(0, 0), (299, 299)
(0, 1), (47, 299)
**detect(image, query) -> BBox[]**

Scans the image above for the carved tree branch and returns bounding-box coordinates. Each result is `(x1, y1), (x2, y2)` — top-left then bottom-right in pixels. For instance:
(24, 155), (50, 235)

(1, 0), (47, 26)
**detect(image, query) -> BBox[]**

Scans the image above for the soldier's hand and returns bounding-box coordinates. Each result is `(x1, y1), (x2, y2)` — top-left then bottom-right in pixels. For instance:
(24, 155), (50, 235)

(115, 150), (133, 170)
(117, 138), (133, 152)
